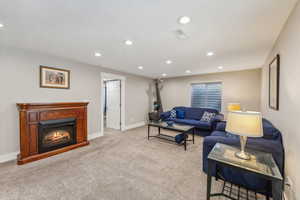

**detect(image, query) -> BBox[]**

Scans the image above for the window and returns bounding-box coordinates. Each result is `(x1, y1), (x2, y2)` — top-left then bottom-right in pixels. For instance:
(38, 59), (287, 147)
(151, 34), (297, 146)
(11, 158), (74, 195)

(191, 82), (222, 111)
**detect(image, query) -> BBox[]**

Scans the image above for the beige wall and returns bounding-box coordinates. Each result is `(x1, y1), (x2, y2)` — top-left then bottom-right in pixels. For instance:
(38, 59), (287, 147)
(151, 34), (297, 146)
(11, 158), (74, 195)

(0, 46), (151, 158)
(161, 69), (261, 114)
(261, 2), (300, 199)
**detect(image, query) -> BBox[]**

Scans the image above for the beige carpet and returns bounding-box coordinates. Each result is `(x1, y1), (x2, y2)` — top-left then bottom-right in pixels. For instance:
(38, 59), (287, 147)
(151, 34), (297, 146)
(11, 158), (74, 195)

(0, 126), (262, 200)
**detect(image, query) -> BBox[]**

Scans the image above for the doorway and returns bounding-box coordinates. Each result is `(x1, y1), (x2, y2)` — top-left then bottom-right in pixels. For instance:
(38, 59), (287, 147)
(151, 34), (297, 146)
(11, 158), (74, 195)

(104, 79), (121, 130)
(101, 72), (126, 135)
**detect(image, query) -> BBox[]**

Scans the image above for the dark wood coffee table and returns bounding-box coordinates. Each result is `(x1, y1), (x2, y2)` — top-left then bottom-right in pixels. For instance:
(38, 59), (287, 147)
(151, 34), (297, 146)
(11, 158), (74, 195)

(147, 121), (195, 150)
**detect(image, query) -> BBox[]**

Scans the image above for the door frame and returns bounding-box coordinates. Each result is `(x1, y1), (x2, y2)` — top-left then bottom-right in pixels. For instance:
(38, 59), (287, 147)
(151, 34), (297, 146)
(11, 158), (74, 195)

(100, 72), (126, 134)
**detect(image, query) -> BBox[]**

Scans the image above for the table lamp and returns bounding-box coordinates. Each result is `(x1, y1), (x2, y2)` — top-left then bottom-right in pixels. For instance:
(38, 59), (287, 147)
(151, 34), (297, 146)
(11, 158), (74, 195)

(227, 103), (241, 112)
(225, 111), (263, 160)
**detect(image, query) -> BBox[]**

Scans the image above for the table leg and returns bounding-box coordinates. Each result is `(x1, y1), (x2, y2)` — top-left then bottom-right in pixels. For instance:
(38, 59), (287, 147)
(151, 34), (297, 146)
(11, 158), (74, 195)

(148, 125), (150, 140)
(272, 180), (283, 200)
(207, 160), (212, 200)
(184, 132), (187, 151)
(193, 128), (195, 144)
(158, 127), (161, 135)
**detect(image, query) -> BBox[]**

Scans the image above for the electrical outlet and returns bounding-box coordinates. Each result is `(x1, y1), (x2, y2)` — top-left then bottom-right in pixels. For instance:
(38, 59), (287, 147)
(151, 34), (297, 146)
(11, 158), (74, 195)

(285, 176), (293, 188)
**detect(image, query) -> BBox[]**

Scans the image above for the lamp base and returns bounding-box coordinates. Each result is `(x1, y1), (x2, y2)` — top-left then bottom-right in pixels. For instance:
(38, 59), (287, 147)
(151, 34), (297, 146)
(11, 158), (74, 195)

(235, 151), (251, 160)
(234, 136), (251, 160)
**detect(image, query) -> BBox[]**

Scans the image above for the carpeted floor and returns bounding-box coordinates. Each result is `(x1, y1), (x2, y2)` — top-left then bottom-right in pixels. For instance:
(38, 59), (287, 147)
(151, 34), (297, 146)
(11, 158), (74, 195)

(0, 126), (261, 200)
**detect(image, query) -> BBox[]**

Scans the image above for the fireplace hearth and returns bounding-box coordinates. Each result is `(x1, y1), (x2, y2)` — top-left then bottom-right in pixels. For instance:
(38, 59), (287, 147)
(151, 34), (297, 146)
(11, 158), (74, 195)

(38, 118), (76, 153)
(17, 102), (89, 165)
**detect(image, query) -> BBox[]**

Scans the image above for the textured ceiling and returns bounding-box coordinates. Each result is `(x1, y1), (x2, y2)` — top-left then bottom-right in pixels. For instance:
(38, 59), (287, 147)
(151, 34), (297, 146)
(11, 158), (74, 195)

(0, 0), (298, 78)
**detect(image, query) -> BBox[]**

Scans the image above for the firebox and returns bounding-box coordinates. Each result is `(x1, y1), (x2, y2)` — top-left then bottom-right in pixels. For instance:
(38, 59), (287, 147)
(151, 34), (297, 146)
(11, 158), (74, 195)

(38, 118), (76, 153)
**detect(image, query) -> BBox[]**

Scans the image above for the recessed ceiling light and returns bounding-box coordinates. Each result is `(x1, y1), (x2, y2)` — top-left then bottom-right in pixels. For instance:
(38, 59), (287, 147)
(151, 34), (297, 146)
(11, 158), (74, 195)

(165, 60), (173, 64)
(185, 70), (191, 74)
(138, 66), (143, 70)
(94, 52), (102, 57)
(125, 40), (133, 46)
(178, 16), (191, 25)
(207, 52), (214, 56)
(0, 24), (4, 28)
(218, 66), (223, 70)
(162, 73), (167, 77)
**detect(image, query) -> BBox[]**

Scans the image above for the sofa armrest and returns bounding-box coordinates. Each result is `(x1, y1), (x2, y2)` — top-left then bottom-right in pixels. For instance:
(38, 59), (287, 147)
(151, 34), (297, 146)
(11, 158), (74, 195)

(160, 111), (171, 120)
(210, 113), (224, 130)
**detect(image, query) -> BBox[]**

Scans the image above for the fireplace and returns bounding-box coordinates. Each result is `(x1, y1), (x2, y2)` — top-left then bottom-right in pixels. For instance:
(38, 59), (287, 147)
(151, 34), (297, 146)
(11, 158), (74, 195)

(17, 102), (89, 165)
(38, 118), (76, 153)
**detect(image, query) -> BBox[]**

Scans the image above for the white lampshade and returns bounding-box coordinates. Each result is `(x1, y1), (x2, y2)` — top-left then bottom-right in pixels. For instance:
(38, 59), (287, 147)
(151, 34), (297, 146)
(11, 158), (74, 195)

(225, 111), (263, 137)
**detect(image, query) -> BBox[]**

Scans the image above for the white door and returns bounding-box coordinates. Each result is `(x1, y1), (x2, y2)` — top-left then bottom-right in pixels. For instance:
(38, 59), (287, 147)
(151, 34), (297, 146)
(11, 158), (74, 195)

(106, 80), (121, 130)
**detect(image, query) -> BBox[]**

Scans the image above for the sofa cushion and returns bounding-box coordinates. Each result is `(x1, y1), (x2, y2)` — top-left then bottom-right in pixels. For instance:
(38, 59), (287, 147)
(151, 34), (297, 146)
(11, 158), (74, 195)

(173, 118), (211, 130)
(211, 131), (227, 137)
(174, 107), (219, 120)
(184, 107), (204, 120)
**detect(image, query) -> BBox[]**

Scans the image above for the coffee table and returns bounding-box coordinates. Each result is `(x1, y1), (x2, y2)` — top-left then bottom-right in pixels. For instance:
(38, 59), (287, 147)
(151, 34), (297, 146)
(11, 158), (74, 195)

(147, 121), (195, 150)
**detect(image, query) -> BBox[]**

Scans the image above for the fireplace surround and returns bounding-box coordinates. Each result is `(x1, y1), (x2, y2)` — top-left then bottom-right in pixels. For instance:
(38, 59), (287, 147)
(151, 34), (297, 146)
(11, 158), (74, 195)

(17, 102), (89, 165)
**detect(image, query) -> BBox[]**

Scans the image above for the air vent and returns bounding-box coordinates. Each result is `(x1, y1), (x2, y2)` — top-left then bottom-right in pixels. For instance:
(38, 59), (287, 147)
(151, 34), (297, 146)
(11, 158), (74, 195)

(174, 29), (189, 40)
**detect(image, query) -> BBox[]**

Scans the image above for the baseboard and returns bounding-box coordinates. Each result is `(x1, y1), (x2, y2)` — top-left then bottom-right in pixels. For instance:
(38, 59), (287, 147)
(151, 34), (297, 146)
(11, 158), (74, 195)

(0, 151), (19, 163)
(88, 131), (103, 140)
(124, 121), (146, 131)
(284, 192), (288, 200)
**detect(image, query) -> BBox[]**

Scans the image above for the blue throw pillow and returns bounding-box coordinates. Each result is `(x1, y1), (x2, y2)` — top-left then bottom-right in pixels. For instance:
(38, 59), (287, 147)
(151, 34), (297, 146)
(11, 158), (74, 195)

(215, 122), (226, 131)
(262, 119), (280, 140)
(176, 110), (185, 119)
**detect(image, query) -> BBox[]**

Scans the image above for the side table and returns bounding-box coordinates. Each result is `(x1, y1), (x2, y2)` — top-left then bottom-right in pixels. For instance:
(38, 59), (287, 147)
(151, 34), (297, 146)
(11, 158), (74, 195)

(207, 143), (283, 200)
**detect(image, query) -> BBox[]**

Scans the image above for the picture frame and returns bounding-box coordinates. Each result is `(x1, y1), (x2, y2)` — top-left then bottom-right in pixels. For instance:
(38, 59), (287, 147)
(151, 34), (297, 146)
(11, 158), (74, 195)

(269, 54), (280, 110)
(40, 66), (70, 89)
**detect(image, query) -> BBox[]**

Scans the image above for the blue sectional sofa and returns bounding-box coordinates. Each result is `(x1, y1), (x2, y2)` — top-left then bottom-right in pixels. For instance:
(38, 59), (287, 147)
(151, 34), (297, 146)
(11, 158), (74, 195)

(160, 106), (224, 136)
(203, 119), (285, 197)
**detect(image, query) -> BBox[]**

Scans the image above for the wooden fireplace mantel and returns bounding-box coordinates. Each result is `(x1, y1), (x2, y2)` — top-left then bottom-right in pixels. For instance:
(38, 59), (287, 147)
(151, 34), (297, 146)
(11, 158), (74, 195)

(16, 102), (89, 165)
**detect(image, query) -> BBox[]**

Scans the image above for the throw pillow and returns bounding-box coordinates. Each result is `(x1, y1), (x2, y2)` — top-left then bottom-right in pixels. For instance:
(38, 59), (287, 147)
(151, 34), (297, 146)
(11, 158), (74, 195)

(215, 122), (226, 131)
(201, 111), (216, 122)
(170, 109), (177, 119)
(176, 110), (185, 119)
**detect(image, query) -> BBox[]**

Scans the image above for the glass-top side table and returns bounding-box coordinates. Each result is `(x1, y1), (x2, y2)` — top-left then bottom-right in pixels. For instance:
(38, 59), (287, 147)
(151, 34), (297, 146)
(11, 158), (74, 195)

(206, 143), (283, 200)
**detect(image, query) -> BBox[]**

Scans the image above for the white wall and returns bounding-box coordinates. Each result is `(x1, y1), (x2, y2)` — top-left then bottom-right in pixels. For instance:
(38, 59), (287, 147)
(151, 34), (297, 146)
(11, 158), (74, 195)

(161, 69), (261, 114)
(261, 2), (300, 199)
(0, 46), (151, 158)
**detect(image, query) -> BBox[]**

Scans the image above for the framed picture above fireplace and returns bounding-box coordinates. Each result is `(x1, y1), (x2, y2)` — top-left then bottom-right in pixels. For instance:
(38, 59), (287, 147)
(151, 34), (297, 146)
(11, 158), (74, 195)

(40, 66), (70, 89)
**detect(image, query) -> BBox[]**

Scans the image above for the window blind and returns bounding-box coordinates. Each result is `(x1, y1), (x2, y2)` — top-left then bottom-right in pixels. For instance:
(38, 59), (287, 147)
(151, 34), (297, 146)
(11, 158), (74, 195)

(191, 82), (222, 111)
